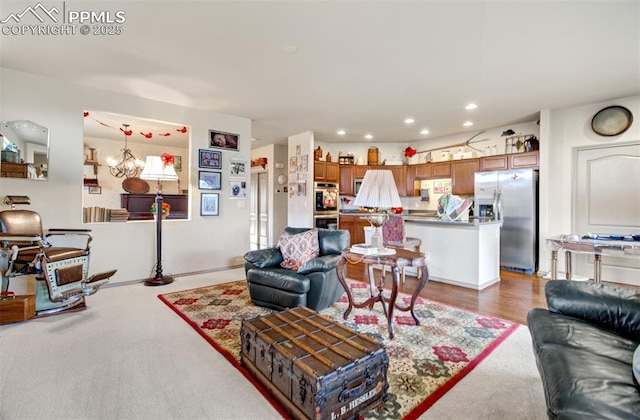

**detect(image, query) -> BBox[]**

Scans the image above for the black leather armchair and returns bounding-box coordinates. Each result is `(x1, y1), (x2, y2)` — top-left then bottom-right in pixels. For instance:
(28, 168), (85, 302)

(244, 227), (349, 312)
(528, 280), (640, 419)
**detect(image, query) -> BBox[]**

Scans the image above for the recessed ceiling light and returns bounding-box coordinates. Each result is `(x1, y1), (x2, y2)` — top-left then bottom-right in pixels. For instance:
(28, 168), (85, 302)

(365, 134), (373, 140)
(420, 129), (429, 135)
(283, 45), (298, 53)
(463, 121), (474, 127)
(465, 103), (478, 110)
(404, 118), (415, 124)
(337, 130), (346, 135)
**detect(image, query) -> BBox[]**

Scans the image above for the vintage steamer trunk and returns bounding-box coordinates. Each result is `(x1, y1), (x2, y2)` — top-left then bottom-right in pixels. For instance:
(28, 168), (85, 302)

(240, 306), (388, 420)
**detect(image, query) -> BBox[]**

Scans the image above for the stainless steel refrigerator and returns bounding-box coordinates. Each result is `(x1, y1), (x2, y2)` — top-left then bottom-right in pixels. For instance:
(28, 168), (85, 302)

(474, 168), (538, 274)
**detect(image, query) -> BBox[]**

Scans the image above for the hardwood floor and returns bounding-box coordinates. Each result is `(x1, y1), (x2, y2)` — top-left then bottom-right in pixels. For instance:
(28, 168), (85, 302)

(347, 264), (548, 325)
(347, 263), (639, 325)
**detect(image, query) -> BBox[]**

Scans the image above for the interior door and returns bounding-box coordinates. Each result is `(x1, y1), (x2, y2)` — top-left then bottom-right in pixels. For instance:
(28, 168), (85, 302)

(249, 173), (259, 250)
(258, 171), (269, 249)
(574, 142), (640, 284)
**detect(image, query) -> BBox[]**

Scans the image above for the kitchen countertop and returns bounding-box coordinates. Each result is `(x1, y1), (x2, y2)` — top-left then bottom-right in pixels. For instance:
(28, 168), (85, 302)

(404, 216), (502, 227)
(339, 211), (501, 227)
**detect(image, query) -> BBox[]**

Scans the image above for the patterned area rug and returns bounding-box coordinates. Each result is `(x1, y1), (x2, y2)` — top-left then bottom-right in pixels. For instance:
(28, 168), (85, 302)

(159, 280), (518, 419)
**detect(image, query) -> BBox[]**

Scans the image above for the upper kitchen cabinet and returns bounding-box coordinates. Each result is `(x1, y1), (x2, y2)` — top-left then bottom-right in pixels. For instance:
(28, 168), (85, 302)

(414, 163), (432, 179)
(339, 165), (354, 195)
(451, 158), (479, 195)
(478, 150), (539, 171)
(479, 155), (508, 171)
(431, 161), (451, 178)
(354, 165), (368, 179)
(314, 161), (339, 182)
(510, 151), (539, 169)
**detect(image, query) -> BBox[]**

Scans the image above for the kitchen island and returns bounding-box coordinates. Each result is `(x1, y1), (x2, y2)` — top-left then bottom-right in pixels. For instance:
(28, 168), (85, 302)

(404, 217), (502, 290)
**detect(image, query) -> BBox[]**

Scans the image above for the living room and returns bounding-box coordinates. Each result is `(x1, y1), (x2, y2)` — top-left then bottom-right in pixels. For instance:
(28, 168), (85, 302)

(1, 1), (639, 419)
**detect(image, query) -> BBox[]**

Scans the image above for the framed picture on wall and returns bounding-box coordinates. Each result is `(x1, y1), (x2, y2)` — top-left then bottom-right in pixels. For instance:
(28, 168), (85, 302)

(208, 129), (239, 151)
(198, 171), (221, 190)
(88, 186), (102, 194)
(201, 193), (219, 216)
(174, 156), (182, 172)
(229, 159), (246, 177)
(229, 180), (247, 199)
(199, 149), (221, 169)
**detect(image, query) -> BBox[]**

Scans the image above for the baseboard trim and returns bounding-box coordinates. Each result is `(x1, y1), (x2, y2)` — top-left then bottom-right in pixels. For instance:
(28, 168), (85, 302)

(102, 264), (244, 288)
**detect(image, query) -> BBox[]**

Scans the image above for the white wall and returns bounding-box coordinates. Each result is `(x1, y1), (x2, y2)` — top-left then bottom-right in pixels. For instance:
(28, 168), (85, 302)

(287, 131), (314, 228)
(539, 94), (640, 282)
(0, 68), (252, 284)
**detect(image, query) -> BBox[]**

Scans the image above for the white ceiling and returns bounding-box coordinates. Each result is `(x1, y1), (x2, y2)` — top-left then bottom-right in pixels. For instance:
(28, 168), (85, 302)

(1, 1), (638, 147)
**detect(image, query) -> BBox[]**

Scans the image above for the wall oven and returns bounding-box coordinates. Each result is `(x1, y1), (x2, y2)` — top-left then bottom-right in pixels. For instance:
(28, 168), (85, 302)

(314, 182), (339, 229)
(314, 215), (338, 230)
(314, 182), (339, 214)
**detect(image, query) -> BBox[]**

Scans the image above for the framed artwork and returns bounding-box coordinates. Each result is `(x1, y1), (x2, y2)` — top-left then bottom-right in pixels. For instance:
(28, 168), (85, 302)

(229, 159), (246, 177)
(199, 149), (221, 169)
(88, 186), (102, 194)
(198, 171), (221, 190)
(209, 129), (239, 151)
(200, 193), (219, 216)
(174, 156), (182, 172)
(229, 180), (247, 199)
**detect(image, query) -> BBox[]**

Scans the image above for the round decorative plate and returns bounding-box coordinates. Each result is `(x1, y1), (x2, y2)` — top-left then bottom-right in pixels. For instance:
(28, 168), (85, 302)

(591, 105), (633, 136)
(122, 177), (150, 193)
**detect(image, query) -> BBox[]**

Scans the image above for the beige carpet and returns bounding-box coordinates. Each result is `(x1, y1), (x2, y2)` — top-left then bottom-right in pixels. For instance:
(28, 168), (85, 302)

(0, 268), (546, 419)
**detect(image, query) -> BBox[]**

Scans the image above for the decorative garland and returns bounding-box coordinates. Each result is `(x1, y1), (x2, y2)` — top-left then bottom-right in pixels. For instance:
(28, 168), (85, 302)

(83, 111), (188, 140)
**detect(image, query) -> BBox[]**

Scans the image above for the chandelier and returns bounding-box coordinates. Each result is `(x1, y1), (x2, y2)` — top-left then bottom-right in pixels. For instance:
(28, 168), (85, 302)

(107, 124), (145, 178)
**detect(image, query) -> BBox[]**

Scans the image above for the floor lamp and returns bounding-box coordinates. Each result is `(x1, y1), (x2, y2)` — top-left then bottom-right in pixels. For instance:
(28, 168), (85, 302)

(352, 170), (402, 251)
(140, 155), (178, 286)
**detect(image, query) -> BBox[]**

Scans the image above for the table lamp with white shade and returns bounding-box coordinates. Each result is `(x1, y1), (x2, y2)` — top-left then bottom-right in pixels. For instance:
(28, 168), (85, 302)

(140, 155), (178, 286)
(352, 170), (402, 251)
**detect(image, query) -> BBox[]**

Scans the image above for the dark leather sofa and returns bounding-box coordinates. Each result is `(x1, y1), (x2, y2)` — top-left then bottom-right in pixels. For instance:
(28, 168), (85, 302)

(243, 227), (349, 312)
(528, 280), (640, 419)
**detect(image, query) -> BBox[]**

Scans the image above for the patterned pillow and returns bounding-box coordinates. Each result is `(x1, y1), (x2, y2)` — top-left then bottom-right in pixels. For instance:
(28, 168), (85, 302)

(279, 229), (320, 271)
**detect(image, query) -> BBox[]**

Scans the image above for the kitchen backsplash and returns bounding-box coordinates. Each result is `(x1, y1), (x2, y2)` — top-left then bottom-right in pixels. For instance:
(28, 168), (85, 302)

(340, 177), (472, 213)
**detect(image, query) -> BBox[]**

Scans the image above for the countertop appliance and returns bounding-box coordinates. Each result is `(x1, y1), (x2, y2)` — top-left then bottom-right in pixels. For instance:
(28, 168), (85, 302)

(314, 182), (339, 229)
(475, 168), (538, 274)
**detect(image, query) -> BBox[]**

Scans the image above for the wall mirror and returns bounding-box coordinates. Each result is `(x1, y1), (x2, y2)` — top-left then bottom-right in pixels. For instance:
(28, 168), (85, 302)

(0, 120), (49, 180)
(82, 111), (190, 223)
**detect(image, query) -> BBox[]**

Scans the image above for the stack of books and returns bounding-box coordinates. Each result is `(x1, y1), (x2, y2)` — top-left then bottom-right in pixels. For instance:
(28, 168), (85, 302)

(109, 209), (130, 222)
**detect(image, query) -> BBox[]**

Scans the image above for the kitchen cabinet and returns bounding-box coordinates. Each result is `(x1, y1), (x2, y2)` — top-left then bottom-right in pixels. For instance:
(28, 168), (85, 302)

(414, 163), (432, 179)
(354, 165), (368, 178)
(314, 161), (339, 182)
(510, 151), (539, 169)
(451, 158), (479, 195)
(339, 165), (354, 195)
(479, 155), (508, 171)
(339, 214), (370, 246)
(431, 161), (451, 178)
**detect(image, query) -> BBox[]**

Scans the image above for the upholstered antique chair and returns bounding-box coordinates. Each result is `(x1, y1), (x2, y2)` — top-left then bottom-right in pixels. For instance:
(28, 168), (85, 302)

(380, 214), (422, 283)
(243, 227), (350, 311)
(0, 195), (115, 317)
